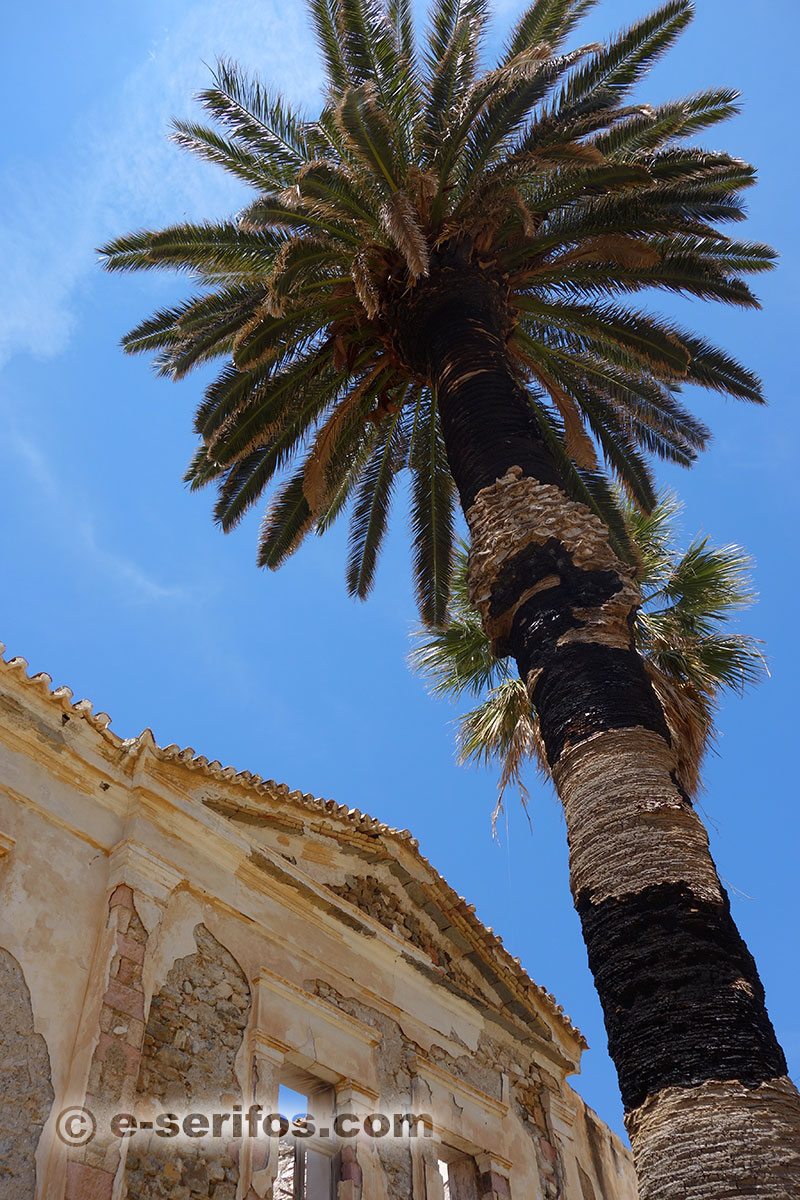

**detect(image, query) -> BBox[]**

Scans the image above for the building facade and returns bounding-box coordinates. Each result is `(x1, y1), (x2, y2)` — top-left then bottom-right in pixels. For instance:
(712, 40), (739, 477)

(0, 647), (638, 1200)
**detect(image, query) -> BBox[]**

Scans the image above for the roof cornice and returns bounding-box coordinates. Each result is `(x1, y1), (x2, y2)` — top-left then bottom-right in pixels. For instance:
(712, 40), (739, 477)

(0, 642), (586, 1053)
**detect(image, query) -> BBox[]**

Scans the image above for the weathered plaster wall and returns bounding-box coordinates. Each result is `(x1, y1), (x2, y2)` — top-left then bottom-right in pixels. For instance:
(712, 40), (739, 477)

(0, 651), (638, 1200)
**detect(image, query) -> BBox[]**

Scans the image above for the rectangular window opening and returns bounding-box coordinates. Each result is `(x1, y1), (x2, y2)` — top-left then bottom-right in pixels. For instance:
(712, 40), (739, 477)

(438, 1145), (481, 1200)
(274, 1070), (335, 1200)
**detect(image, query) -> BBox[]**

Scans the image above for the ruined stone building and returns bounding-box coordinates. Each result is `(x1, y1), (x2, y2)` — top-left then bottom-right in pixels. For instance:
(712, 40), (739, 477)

(0, 647), (638, 1200)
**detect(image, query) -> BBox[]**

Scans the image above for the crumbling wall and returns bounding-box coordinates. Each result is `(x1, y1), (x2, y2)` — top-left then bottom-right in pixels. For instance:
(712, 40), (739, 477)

(312, 980), (415, 1197)
(125, 924), (251, 1200)
(66, 885), (150, 1200)
(0, 659), (639, 1200)
(0, 947), (54, 1199)
(423, 1032), (568, 1199)
(329, 875), (450, 968)
(568, 1094), (639, 1200)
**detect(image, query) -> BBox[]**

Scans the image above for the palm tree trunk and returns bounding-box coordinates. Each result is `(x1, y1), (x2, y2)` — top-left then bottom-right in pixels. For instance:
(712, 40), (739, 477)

(401, 274), (800, 1199)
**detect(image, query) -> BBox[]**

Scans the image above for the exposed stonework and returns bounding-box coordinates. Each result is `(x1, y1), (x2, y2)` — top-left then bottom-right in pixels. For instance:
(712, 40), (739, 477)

(420, 1031), (569, 1200)
(125, 924), (251, 1200)
(274, 1139), (297, 1200)
(311, 981), (416, 1197)
(0, 948), (54, 1200)
(0, 644), (638, 1200)
(512, 1080), (566, 1199)
(125, 1149), (239, 1200)
(66, 885), (149, 1200)
(328, 873), (464, 977)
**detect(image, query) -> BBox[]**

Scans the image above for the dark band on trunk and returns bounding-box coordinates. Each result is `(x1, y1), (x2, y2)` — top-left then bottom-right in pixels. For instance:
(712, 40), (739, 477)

(527, 642), (670, 764)
(576, 881), (787, 1111)
(490, 540), (668, 762)
(490, 537), (622, 626)
(434, 329), (564, 508)
(391, 266), (566, 508)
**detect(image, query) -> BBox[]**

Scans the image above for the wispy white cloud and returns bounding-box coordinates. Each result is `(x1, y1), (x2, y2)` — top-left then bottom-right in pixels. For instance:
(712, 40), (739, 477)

(76, 520), (185, 602)
(9, 432), (186, 603)
(0, 0), (322, 366)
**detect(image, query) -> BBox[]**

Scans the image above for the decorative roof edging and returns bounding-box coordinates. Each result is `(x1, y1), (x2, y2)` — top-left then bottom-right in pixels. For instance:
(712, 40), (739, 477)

(0, 643), (586, 1049)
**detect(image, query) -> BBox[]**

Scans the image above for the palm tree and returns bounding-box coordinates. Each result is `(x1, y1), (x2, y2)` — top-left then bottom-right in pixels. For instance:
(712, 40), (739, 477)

(99, 1), (800, 1193)
(411, 492), (767, 815)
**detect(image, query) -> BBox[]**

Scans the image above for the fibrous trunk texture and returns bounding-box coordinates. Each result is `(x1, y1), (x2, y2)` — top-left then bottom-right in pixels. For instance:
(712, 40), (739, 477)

(400, 270), (800, 1199)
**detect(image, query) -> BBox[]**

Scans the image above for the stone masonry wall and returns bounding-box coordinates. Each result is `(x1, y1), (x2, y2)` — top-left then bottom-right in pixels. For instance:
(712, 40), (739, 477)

(0, 947), (54, 1200)
(327, 875), (469, 986)
(125, 924), (251, 1200)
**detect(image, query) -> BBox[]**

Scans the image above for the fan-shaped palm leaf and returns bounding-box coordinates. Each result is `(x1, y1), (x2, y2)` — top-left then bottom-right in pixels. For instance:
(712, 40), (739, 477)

(411, 492), (766, 807)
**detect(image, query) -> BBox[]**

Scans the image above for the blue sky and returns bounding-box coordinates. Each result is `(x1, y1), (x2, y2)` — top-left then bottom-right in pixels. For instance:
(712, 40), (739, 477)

(1, 0), (798, 1139)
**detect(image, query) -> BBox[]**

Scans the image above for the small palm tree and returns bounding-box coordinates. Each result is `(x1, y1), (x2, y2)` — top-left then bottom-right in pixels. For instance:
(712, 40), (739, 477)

(99, 1), (800, 1192)
(412, 493), (766, 812)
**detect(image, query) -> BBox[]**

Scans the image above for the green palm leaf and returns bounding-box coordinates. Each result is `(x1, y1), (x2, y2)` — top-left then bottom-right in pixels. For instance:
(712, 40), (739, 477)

(561, 0), (693, 109)
(409, 394), (457, 625)
(99, 0), (772, 621)
(503, 0), (598, 62)
(257, 468), (314, 568)
(346, 407), (407, 599)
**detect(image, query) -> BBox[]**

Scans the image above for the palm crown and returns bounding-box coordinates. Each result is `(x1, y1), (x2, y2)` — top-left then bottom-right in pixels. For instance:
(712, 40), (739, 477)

(411, 492), (766, 807)
(100, 0), (774, 624)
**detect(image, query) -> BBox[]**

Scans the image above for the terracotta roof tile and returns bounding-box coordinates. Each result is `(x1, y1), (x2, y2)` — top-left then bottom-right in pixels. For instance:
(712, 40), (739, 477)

(0, 643), (585, 1049)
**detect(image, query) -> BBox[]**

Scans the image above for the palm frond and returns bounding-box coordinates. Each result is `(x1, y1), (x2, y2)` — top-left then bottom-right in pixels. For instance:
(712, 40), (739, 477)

(409, 545), (508, 698)
(310, 0), (353, 92)
(201, 60), (310, 170)
(170, 119), (280, 189)
(122, 300), (202, 355)
(426, 0), (490, 66)
(529, 399), (636, 561)
(593, 87), (742, 156)
(99, 221), (285, 275)
(202, 371), (333, 528)
(345, 407), (407, 599)
(337, 0), (419, 129)
(412, 489), (767, 804)
(517, 297), (691, 375)
(297, 159), (383, 230)
(561, 1), (694, 110)
(456, 678), (540, 798)
(380, 189), (430, 276)
(503, 0), (598, 62)
(302, 360), (392, 512)
(336, 83), (404, 193)
(314, 420), (383, 532)
(679, 331), (766, 402)
(257, 467), (314, 568)
(388, 0), (415, 60)
(421, 8), (485, 165)
(238, 193), (363, 245)
(409, 393), (457, 625)
(196, 350), (323, 447)
(451, 54), (574, 208)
